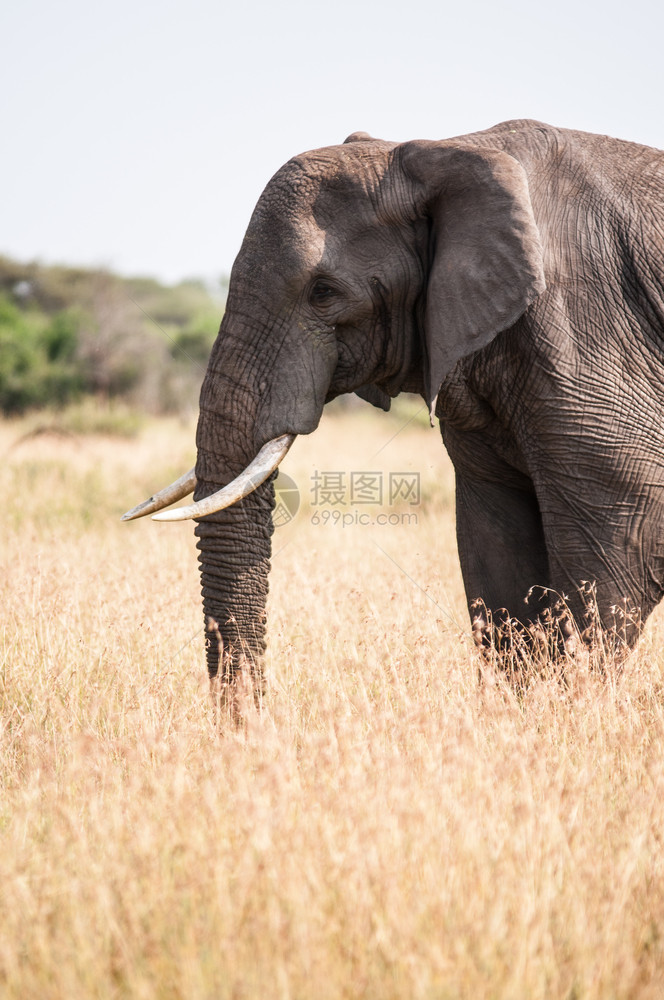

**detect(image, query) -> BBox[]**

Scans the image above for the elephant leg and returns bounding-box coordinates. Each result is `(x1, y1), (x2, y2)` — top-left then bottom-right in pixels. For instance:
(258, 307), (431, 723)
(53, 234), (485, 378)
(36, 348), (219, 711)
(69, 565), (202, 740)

(536, 490), (664, 651)
(454, 472), (552, 645)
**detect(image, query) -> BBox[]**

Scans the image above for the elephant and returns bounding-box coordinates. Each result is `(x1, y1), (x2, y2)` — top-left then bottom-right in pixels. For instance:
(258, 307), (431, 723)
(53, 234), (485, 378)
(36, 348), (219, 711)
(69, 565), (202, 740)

(124, 118), (664, 682)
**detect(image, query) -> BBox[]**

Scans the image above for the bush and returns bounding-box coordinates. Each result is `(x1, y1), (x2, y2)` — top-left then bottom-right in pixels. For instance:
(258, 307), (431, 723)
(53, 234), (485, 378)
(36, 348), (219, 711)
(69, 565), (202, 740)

(0, 257), (226, 416)
(0, 297), (82, 413)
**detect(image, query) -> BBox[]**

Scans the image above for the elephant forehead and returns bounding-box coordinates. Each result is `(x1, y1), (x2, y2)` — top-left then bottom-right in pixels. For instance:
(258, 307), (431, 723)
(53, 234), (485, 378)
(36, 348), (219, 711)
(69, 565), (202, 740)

(269, 147), (388, 221)
(241, 210), (325, 278)
(240, 145), (392, 278)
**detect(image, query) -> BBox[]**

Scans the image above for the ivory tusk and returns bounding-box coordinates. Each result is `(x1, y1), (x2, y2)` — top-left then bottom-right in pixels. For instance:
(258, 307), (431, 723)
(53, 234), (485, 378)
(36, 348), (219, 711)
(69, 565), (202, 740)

(152, 433), (295, 522)
(121, 467), (197, 521)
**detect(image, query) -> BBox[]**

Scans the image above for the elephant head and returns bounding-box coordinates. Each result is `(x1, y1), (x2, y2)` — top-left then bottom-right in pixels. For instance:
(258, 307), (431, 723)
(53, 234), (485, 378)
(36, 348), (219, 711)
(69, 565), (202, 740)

(123, 130), (545, 684)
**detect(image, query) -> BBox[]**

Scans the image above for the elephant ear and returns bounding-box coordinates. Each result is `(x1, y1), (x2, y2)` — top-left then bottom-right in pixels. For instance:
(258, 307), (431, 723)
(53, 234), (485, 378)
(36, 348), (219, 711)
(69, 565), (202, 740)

(400, 141), (546, 411)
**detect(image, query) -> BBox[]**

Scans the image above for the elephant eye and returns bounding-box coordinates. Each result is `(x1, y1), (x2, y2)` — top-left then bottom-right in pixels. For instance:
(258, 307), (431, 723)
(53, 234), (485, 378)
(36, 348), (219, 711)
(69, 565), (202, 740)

(309, 279), (337, 307)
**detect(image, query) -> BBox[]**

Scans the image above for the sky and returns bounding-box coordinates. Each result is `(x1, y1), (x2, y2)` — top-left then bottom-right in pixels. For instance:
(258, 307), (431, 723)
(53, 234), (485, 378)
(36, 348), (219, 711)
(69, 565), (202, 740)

(3, 0), (663, 285)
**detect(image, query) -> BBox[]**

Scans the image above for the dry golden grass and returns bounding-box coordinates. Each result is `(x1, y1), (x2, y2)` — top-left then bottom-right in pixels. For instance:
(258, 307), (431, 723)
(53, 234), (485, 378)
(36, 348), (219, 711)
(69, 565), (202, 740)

(2, 403), (664, 998)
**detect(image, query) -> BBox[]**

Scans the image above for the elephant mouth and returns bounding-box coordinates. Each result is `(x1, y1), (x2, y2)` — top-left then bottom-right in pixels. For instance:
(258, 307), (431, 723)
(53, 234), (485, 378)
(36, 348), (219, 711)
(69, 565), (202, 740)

(121, 433), (295, 523)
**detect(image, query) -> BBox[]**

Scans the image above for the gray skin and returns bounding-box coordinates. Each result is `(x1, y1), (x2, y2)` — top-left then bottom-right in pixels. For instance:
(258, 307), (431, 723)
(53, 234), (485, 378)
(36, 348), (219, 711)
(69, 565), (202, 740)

(195, 119), (664, 681)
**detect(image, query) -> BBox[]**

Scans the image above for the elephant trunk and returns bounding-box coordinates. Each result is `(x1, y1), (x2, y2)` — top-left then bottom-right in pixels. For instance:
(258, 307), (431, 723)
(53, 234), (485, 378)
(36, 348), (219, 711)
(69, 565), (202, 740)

(193, 326), (275, 682)
(194, 479), (275, 681)
(192, 281), (336, 684)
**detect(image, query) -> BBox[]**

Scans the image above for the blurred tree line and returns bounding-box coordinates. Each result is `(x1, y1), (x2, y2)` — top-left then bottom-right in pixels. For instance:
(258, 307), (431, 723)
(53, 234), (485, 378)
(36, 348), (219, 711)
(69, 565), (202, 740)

(0, 255), (225, 415)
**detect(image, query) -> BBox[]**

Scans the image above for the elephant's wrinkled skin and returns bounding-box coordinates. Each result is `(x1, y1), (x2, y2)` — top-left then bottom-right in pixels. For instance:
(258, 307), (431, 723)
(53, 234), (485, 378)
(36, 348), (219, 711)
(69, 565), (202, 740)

(185, 120), (664, 678)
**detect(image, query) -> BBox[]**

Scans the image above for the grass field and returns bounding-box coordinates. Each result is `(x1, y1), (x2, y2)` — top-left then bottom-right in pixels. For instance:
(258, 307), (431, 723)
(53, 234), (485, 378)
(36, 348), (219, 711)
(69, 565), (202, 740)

(2, 402), (664, 998)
